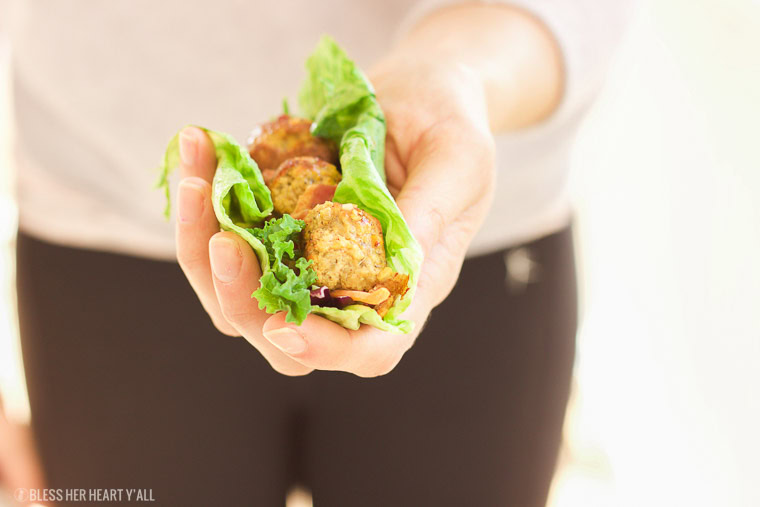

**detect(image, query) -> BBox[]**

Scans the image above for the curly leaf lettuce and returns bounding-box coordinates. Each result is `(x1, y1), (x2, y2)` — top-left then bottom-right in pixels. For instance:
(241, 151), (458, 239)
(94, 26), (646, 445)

(250, 215), (317, 324)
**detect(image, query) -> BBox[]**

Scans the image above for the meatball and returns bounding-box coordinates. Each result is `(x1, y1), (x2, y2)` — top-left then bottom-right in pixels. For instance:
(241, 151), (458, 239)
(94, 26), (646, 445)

(269, 157), (341, 215)
(302, 202), (386, 291)
(247, 115), (339, 171)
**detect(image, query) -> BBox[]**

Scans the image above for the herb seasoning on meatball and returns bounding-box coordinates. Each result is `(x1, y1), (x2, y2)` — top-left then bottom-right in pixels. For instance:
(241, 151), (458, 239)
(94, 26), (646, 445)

(302, 202), (386, 292)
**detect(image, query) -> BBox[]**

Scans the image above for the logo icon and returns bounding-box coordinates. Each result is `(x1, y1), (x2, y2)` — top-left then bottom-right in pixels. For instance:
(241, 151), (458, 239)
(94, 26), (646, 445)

(14, 488), (28, 502)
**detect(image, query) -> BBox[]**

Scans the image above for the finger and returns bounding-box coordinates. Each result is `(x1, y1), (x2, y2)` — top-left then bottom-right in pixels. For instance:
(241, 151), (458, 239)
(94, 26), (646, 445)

(209, 232), (313, 376)
(0, 417), (45, 493)
(179, 126), (217, 183)
(261, 293), (433, 377)
(262, 313), (402, 377)
(395, 123), (495, 257)
(175, 177), (239, 336)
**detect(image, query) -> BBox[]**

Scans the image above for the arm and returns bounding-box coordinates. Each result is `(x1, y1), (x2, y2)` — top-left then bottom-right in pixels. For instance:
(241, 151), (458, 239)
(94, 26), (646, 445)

(175, 4), (566, 376)
(393, 3), (564, 131)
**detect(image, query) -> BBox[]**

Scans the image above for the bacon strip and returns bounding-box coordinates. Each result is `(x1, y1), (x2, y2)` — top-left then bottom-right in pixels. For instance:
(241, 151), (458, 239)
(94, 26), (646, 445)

(291, 184), (337, 219)
(329, 270), (410, 316)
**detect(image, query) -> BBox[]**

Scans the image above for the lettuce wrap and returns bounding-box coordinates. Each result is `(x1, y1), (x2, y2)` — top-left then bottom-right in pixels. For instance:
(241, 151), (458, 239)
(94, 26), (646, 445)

(157, 36), (422, 333)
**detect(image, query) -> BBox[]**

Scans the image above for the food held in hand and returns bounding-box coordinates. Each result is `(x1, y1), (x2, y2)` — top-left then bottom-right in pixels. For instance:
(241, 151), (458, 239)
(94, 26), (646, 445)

(301, 201), (408, 317)
(158, 36), (421, 332)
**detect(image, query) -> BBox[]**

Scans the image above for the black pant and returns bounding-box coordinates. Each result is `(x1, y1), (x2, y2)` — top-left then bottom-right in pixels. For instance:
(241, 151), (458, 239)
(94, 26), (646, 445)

(16, 226), (577, 507)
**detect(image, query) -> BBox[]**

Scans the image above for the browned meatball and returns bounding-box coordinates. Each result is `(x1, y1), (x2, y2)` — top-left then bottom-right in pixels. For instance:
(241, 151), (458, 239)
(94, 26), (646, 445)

(269, 157), (341, 215)
(302, 202), (386, 291)
(247, 115), (339, 171)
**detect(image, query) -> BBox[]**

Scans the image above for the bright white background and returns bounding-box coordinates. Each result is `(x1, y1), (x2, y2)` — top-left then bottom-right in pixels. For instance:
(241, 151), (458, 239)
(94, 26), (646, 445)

(1, 1), (759, 506)
(550, 0), (760, 505)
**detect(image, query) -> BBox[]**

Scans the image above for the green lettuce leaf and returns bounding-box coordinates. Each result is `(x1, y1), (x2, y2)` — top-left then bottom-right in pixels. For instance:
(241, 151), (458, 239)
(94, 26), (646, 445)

(156, 126), (274, 276)
(299, 36), (386, 183)
(300, 36), (423, 330)
(249, 215), (317, 324)
(156, 128), (273, 225)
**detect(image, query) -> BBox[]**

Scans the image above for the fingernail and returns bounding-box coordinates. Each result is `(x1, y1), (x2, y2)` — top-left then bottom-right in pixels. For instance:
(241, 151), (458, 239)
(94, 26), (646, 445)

(264, 328), (307, 355)
(178, 179), (205, 223)
(209, 237), (241, 283)
(179, 129), (197, 166)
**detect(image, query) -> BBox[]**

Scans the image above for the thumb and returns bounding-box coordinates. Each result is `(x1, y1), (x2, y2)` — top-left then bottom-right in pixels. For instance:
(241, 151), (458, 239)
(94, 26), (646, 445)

(179, 126), (217, 184)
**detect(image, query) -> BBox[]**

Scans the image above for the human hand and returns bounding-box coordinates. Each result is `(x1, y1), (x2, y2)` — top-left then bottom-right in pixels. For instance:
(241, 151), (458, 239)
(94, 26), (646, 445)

(174, 54), (495, 376)
(252, 55), (496, 376)
(259, 57), (496, 376)
(175, 3), (565, 377)
(0, 399), (45, 505)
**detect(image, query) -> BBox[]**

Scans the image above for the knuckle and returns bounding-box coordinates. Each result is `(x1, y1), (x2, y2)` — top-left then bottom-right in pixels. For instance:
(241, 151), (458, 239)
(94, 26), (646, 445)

(355, 350), (403, 378)
(269, 361), (313, 377)
(355, 367), (386, 379)
(211, 317), (240, 337)
(377, 354), (403, 377)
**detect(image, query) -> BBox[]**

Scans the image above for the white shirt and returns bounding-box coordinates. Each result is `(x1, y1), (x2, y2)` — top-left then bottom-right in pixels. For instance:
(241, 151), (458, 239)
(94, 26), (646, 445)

(2, 0), (633, 260)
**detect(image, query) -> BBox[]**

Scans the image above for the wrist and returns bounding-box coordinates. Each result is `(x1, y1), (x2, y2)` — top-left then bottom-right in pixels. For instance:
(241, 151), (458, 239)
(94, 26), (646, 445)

(394, 3), (564, 131)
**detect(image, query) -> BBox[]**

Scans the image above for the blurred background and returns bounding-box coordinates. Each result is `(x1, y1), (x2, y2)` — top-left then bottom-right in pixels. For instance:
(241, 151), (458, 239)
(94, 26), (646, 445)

(1, 0), (759, 506)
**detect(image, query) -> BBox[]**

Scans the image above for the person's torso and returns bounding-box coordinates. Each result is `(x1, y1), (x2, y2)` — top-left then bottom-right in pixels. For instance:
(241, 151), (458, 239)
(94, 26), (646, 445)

(7, 0), (575, 259)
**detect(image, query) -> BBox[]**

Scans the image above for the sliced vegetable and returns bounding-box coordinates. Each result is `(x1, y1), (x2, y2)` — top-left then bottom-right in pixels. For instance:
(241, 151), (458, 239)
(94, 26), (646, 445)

(331, 287), (391, 306)
(310, 287), (354, 309)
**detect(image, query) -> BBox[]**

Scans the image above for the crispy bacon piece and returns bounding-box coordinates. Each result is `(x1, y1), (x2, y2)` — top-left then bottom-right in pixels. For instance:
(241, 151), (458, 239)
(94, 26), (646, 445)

(372, 268), (410, 317)
(313, 267), (409, 316)
(327, 268), (410, 316)
(291, 184), (337, 219)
